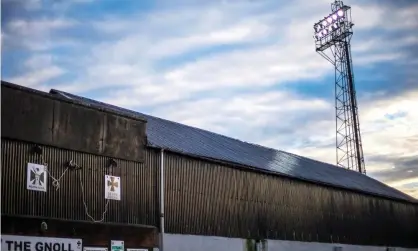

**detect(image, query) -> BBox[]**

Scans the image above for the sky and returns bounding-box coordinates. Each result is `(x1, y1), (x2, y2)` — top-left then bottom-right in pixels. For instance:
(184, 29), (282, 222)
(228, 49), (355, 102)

(1, 0), (418, 199)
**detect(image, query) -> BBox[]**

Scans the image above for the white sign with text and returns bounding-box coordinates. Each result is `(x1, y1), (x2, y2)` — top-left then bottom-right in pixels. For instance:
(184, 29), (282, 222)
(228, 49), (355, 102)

(27, 163), (48, 192)
(105, 175), (121, 200)
(83, 247), (108, 251)
(1, 235), (82, 251)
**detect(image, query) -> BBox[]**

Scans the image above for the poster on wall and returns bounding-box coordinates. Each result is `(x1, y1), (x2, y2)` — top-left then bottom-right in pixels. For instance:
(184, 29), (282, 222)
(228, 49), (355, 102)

(84, 247), (108, 251)
(105, 175), (121, 200)
(110, 240), (124, 251)
(127, 249), (148, 251)
(1, 235), (82, 251)
(27, 163), (48, 192)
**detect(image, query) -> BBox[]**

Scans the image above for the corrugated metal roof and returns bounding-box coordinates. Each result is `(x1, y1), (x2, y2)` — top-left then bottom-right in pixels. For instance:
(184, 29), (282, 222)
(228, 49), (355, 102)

(50, 89), (416, 203)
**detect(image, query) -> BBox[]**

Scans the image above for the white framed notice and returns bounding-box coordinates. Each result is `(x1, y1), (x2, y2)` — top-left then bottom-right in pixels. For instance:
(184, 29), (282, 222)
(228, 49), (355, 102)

(1, 235), (82, 251)
(110, 240), (124, 251)
(84, 247), (108, 251)
(105, 175), (121, 200)
(27, 163), (48, 192)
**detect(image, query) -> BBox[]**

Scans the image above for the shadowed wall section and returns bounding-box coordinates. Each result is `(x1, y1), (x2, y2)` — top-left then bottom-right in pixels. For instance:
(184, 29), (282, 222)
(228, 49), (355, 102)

(162, 151), (418, 247)
(1, 139), (159, 226)
(1, 81), (147, 162)
(1, 81), (158, 248)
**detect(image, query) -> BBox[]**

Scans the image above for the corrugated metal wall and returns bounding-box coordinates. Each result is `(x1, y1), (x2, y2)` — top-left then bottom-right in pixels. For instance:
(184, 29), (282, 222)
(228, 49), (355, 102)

(163, 151), (418, 248)
(1, 139), (159, 226)
(2, 139), (417, 247)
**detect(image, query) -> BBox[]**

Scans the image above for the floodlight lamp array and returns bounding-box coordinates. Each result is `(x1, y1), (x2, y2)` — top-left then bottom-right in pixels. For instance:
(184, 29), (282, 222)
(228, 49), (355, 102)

(314, 9), (346, 41)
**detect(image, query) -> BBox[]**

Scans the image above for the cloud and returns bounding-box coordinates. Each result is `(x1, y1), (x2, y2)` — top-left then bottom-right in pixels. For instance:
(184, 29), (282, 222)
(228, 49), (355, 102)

(144, 90), (332, 137)
(2, 0), (418, 198)
(1, 0), (89, 51)
(5, 54), (66, 91)
(369, 156), (418, 183)
(2, 17), (78, 51)
(288, 90), (418, 193)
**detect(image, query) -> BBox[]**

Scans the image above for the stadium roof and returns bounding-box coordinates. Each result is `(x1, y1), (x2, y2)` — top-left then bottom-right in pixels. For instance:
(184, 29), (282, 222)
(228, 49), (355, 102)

(50, 89), (416, 203)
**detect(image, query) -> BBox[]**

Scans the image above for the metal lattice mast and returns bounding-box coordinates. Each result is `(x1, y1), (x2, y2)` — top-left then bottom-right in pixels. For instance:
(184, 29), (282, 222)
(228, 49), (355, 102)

(313, 0), (366, 174)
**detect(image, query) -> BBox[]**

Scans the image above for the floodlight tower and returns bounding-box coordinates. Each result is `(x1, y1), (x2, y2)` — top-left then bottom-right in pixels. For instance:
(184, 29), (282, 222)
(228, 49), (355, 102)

(313, 0), (366, 174)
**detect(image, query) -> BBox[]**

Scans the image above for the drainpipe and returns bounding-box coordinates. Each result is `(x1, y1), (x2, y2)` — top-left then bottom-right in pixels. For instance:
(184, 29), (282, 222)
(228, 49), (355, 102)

(160, 149), (165, 251)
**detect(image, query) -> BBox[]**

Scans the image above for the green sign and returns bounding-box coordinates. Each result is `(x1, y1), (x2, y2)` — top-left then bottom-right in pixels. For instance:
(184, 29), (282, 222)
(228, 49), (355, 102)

(111, 240), (124, 251)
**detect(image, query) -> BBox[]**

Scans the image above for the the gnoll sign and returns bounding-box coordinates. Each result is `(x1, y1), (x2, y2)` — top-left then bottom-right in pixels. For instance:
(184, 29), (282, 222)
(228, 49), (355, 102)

(105, 175), (121, 201)
(1, 235), (82, 251)
(27, 163), (48, 192)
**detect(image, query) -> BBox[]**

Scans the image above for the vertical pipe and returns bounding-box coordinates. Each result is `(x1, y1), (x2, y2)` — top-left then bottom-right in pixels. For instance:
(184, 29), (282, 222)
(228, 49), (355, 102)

(160, 149), (165, 251)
